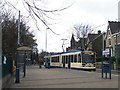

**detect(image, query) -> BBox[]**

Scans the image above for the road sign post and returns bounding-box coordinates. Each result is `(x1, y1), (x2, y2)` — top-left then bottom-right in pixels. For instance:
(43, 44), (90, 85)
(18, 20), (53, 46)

(102, 48), (112, 79)
(109, 49), (112, 79)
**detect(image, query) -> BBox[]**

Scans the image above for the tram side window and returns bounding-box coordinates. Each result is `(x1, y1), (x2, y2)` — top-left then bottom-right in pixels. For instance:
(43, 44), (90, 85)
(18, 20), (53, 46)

(51, 56), (59, 62)
(62, 56), (65, 63)
(69, 55), (71, 63)
(78, 54), (81, 63)
(71, 55), (73, 63)
(65, 56), (68, 64)
(74, 55), (77, 62)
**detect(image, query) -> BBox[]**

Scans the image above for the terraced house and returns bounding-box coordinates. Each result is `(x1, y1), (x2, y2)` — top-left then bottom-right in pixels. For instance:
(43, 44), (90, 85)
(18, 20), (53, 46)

(105, 21), (120, 57)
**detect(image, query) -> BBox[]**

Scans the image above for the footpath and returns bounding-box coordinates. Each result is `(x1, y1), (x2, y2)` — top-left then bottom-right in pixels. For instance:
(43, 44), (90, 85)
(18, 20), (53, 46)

(9, 65), (119, 89)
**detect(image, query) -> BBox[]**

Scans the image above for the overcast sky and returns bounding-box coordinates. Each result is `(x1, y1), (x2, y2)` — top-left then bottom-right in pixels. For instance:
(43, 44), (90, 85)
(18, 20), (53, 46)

(7, 0), (120, 52)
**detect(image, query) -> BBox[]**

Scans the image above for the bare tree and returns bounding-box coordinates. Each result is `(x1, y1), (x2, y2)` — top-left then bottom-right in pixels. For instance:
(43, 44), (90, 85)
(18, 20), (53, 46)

(0, 0), (5, 23)
(73, 24), (93, 39)
(3, 0), (72, 35)
(73, 24), (93, 50)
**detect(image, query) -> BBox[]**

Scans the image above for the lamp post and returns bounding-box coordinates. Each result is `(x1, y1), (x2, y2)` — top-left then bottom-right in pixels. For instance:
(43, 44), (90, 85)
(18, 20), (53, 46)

(0, 23), (2, 90)
(15, 10), (20, 83)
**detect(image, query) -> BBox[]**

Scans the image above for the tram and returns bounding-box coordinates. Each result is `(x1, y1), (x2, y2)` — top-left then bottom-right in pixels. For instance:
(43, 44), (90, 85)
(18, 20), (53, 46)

(44, 50), (96, 71)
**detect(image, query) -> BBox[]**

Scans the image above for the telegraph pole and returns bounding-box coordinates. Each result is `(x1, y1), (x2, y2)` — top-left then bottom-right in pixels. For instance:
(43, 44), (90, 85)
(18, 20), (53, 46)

(61, 39), (67, 52)
(45, 27), (49, 53)
(45, 27), (49, 68)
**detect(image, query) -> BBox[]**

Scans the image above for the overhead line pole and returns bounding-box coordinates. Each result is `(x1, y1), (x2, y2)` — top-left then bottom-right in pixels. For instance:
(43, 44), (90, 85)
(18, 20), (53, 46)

(61, 39), (67, 52)
(45, 27), (49, 53)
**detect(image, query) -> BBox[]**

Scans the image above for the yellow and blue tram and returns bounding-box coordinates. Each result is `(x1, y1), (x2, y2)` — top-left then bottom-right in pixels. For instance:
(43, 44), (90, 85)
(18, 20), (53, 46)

(44, 50), (96, 71)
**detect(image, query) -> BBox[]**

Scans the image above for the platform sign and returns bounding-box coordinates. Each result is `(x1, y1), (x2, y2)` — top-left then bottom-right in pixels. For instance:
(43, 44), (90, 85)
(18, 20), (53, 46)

(103, 49), (112, 57)
(102, 49), (109, 55)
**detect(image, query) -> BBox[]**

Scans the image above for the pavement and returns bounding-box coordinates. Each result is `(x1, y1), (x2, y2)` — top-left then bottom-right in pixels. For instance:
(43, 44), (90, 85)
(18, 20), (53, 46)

(9, 65), (119, 88)
(96, 68), (119, 75)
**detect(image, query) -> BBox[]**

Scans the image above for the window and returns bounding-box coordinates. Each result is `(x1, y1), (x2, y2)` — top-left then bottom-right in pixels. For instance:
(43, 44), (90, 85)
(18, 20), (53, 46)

(108, 30), (111, 36)
(71, 55), (73, 63)
(114, 36), (117, 45)
(62, 56), (65, 63)
(117, 34), (120, 44)
(65, 56), (68, 64)
(108, 39), (111, 46)
(74, 55), (77, 62)
(78, 54), (81, 63)
(51, 56), (59, 62)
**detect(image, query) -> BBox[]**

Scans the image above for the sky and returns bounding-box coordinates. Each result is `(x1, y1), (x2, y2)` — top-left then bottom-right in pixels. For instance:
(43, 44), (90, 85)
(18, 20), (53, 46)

(5, 0), (120, 53)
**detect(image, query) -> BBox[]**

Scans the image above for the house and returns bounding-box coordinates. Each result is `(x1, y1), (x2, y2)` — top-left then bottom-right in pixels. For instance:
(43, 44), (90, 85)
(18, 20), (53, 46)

(86, 31), (102, 57)
(77, 38), (87, 50)
(66, 31), (103, 57)
(66, 34), (87, 51)
(105, 21), (120, 57)
(70, 34), (77, 50)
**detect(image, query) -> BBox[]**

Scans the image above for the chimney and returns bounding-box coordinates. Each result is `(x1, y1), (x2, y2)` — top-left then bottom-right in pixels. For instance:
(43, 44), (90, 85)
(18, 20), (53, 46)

(98, 30), (101, 35)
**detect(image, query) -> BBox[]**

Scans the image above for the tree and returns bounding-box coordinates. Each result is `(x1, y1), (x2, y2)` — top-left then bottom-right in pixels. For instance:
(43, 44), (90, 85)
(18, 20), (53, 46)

(73, 24), (93, 39)
(3, 0), (72, 34)
(1, 10), (37, 60)
(38, 50), (46, 65)
(73, 24), (93, 50)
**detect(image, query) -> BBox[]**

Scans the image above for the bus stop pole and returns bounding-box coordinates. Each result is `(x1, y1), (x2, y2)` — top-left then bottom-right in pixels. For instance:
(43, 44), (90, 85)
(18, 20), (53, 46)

(23, 51), (26, 77)
(109, 49), (111, 79)
(102, 55), (104, 78)
(102, 33), (105, 78)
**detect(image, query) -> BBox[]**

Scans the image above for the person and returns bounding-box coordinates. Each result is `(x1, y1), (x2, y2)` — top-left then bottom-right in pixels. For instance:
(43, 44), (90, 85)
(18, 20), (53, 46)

(33, 60), (36, 65)
(39, 59), (42, 68)
(48, 61), (50, 69)
(47, 58), (50, 69)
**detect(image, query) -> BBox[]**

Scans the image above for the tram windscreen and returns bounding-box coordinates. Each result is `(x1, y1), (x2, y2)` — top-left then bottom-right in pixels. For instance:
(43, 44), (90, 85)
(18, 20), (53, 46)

(82, 54), (95, 63)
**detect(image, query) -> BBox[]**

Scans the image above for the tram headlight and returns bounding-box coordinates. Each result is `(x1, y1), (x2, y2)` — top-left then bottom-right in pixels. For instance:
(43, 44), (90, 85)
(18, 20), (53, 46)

(82, 63), (85, 67)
